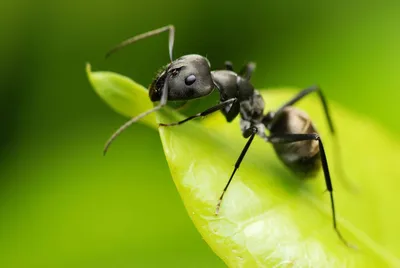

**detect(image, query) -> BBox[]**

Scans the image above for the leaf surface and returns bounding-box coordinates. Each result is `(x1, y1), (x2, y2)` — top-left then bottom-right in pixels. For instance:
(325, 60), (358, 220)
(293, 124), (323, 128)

(87, 64), (400, 267)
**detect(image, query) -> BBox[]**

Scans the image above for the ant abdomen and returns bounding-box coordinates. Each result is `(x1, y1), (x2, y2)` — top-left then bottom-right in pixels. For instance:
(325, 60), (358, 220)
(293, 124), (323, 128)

(269, 106), (322, 177)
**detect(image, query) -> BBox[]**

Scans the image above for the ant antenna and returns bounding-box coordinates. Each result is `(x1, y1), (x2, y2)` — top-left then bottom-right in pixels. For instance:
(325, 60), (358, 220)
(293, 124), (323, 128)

(105, 25), (175, 62)
(103, 75), (170, 155)
(103, 25), (177, 155)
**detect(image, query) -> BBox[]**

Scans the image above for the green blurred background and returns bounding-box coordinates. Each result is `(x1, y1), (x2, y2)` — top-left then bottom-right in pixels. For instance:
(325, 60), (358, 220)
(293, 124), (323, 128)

(1, 0), (400, 267)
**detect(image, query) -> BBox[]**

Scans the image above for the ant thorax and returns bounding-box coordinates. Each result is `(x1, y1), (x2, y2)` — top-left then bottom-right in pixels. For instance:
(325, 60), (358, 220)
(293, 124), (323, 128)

(239, 90), (265, 122)
(239, 90), (268, 141)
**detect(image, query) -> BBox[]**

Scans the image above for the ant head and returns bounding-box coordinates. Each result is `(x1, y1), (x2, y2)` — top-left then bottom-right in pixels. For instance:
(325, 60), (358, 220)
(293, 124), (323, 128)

(149, 54), (214, 101)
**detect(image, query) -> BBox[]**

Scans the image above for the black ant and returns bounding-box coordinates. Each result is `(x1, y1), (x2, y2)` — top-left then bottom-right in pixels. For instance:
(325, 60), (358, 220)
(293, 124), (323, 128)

(104, 25), (354, 248)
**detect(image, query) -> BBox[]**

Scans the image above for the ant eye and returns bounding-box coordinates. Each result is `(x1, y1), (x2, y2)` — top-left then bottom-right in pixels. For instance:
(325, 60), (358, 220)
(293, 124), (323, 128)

(185, 74), (196, 85)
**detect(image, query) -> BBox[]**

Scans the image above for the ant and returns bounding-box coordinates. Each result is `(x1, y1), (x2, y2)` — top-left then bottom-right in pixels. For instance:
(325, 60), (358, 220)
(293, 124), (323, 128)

(104, 25), (354, 248)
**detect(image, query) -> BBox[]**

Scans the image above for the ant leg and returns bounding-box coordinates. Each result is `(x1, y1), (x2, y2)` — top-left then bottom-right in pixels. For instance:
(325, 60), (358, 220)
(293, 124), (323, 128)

(268, 133), (356, 248)
(216, 126), (258, 215)
(221, 101), (240, 122)
(106, 25), (175, 61)
(159, 98), (237, 127)
(103, 79), (170, 155)
(270, 85), (334, 132)
(225, 61), (234, 71)
(267, 85), (356, 191)
(239, 62), (256, 80)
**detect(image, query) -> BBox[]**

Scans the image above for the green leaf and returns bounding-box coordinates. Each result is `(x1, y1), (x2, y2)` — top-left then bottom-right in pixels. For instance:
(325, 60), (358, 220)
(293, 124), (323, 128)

(86, 64), (400, 267)
(86, 63), (156, 128)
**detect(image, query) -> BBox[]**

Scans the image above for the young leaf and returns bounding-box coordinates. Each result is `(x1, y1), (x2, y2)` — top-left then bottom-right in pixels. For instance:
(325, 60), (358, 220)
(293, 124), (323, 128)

(86, 63), (156, 128)
(86, 63), (400, 267)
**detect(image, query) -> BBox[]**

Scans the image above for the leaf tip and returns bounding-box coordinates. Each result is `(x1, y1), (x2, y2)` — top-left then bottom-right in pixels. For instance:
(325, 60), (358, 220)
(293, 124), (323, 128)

(86, 62), (97, 90)
(85, 62), (91, 74)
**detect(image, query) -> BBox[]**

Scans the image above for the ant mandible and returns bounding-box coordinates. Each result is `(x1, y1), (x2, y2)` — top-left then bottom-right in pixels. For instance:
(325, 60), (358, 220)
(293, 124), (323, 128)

(104, 25), (353, 248)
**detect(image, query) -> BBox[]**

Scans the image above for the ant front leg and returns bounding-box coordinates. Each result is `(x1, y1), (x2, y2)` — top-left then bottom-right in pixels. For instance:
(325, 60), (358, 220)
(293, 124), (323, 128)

(268, 133), (356, 248)
(159, 98), (237, 127)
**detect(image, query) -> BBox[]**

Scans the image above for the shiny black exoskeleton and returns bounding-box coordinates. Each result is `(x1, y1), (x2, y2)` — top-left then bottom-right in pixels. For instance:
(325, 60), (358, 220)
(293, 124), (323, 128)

(103, 25), (353, 247)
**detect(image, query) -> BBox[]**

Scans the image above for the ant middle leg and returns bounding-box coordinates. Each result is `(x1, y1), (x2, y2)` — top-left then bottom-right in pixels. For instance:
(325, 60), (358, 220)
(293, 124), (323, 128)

(215, 126), (258, 215)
